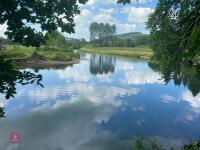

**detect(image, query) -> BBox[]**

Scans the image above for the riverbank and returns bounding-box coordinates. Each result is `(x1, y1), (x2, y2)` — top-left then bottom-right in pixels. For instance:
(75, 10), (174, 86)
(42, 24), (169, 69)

(80, 46), (153, 59)
(0, 45), (79, 67)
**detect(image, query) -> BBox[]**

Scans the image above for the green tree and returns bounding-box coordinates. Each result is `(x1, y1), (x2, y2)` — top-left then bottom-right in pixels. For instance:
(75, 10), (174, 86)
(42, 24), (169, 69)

(0, 0), (135, 47)
(0, 0), (88, 47)
(45, 31), (71, 50)
(117, 0), (139, 4)
(147, 0), (200, 62)
(190, 26), (200, 57)
(0, 57), (43, 117)
(89, 22), (116, 47)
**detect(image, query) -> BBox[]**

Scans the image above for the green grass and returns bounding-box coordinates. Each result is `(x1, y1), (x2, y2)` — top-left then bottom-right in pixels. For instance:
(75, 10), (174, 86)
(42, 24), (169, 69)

(80, 46), (153, 58)
(0, 45), (79, 61)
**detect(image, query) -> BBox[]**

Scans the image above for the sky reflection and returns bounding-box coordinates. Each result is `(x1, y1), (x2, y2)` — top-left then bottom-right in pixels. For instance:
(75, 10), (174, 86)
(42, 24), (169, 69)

(0, 54), (200, 149)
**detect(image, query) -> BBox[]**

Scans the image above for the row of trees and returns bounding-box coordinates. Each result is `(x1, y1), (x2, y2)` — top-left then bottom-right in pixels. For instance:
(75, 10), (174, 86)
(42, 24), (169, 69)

(89, 22), (116, 47)
(0, 0), (130, 47)
(147, 0), (200, 62)
(89, 22), (150, 47)
(0, 31), (87, 51)
(44, 31), (87, 50)
(45, 31), (71, 50)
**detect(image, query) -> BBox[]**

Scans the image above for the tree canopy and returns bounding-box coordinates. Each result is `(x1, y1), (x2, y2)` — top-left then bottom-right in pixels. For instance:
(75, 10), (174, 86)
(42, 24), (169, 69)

(0, 57), (43, 117)
(45, 31), (71, 50)
(89, 22), (116, 47)
(0, 0), (88, 47)
(147, 0), (200, 62)
(0, 0), (131, 47)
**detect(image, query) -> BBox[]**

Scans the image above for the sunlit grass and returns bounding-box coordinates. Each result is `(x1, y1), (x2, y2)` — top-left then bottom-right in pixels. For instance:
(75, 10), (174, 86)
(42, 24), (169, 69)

(80, 46), (153, 58)
(0, 45), (79, 61)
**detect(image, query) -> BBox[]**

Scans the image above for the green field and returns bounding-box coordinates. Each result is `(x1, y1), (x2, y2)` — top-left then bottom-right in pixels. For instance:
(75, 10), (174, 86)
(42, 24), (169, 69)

(80, 46), (153, 59)
(0, 45), (79, 61)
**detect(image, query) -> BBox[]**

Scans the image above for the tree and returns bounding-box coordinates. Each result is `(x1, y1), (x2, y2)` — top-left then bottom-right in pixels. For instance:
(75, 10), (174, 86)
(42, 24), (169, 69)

(117, 0), (138, 4)
(147, 0), (200, 61)
(45, 31), (71, 50)
(0, 0), (135, 47)
(89, 22), (116, 47)
(0, 0), (88, 47)
(0, 57), (43, 117)
(149, 58), (200, 97)
(89, 54), (116, 75)
(126, 38), (135, 47)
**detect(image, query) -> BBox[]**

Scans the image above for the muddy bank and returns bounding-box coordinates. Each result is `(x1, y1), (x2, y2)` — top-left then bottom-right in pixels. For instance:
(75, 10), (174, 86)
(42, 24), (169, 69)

(13, 58), (79, 68)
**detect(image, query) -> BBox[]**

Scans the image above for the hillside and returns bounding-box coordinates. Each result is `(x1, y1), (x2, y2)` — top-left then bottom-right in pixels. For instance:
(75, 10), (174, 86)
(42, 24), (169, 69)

(117, 32), (150, 46)
(117, 32), (149, 39)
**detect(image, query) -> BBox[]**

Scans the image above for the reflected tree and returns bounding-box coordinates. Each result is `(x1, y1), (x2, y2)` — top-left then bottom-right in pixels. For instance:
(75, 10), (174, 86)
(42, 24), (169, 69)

(89, 54), (116, 75)
(149, 58), (200, 96)
(0, 57), (43, 117)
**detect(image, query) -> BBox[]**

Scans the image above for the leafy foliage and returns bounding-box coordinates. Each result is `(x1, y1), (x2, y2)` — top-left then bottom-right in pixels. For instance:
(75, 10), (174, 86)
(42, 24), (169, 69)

(0, 0), (88, 47)
(45, 31), (71, 50)
(0, 57), (43, 117)
(0, 57), (43, 99)
(0, 37), (12, 45)
(44, 31), (86, 50)
(149, 59), (200, 96)
(89, 54), (115, 75)
(89, 22), (116, 47)
(129, 136), (200, 150)
(147, 0), (200, 62)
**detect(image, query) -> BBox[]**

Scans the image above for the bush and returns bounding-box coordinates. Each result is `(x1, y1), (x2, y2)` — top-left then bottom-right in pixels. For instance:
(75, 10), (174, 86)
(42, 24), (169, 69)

(32, 51), (46, 60)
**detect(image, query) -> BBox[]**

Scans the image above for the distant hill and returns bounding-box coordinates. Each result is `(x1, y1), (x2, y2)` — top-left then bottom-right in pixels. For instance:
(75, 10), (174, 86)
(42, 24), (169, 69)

(117, 32), (149, 39)
(117, 32), (150, 46)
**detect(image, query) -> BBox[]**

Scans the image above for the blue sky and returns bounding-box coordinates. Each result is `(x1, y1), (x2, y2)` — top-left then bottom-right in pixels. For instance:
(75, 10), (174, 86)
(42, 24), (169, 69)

(0, 0), (158, 40)
(65, 0), (158, 40)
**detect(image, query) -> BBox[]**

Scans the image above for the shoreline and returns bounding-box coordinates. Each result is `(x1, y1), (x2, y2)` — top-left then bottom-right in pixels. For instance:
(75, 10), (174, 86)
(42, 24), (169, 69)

(80, 47), (153, 59)
(13, 58), (79, 68)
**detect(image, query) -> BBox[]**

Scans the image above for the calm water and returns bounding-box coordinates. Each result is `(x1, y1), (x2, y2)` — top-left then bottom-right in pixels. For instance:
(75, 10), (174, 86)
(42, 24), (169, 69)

(0, 53), (200, 150)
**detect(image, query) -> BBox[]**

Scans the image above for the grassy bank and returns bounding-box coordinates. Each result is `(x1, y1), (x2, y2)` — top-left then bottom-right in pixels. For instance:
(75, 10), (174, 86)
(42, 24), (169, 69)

(80, 46), (153, 59)
(0, 45), (79, 61)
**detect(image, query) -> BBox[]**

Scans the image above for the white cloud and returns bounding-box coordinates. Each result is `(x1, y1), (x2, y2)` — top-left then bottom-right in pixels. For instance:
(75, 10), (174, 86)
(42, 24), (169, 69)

(121, 70), (163, 85)
(0, 24), (7, 38)
(177, 91), (200, 122)
(99, 8), (115, 14)
(0, 94), (130, 150)
(66, 7), (137, 39)
(65, 9), (93, 39)
(122, 7), (153, 24)
(57, 60), (92, 82)
(160, 94), (176, 103)
(116, 62), (135, 71)
(93, 13), (136, 34)
(86, 0), (152, 6)
(28, 83), (140, 103)
(182, 91), (200, 109)
(132, 106), (146, 112)
(27, 82), (140, 124)
(0, 95), (7, 108)
(96, 73), (113, 83)
(86, 0), (116, 5)
(93, 14), (117, 24)
(118, 23), (136, 33)
(116, 62), (163, 85)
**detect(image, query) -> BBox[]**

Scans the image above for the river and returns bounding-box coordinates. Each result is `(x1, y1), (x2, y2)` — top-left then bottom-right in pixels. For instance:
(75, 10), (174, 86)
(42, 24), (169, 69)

(0, 53), (200, 150)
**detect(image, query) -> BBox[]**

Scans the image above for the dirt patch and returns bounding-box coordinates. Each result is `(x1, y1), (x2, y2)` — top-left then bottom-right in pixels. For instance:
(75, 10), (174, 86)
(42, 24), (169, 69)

(14, 58), (79, 68)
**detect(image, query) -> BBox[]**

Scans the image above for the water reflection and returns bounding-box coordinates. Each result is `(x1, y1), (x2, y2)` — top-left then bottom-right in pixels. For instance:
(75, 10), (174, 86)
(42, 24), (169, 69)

(89, 54), (116, 75)
(0, 54), (200, 149)
(0, 57), (43, 117)
(0, 82), (141, 150)
(149, 60), (200, 96)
